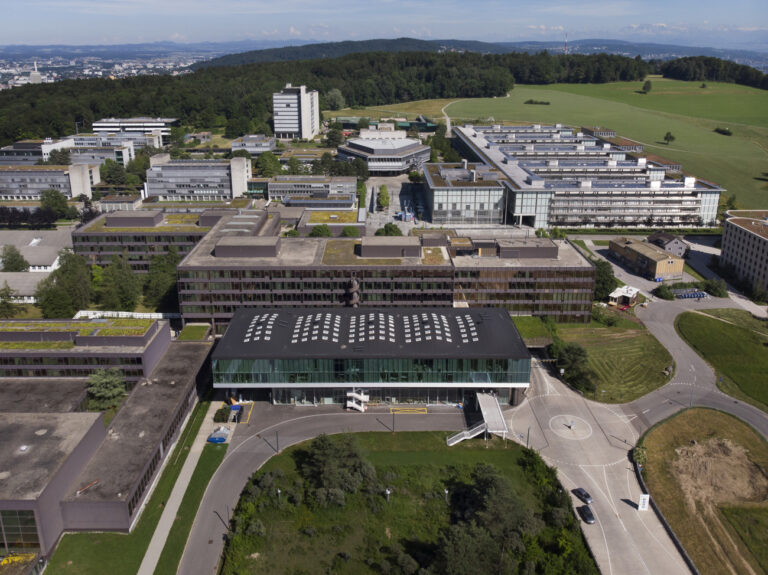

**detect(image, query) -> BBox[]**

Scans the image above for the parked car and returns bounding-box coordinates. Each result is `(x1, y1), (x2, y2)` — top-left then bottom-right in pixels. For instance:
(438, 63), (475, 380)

(579, 505), (596, 524)
(573, 487), (593, 504)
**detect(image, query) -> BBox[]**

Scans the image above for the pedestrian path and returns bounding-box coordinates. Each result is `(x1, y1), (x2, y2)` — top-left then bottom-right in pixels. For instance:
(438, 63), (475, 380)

(137, 401), (222, 575)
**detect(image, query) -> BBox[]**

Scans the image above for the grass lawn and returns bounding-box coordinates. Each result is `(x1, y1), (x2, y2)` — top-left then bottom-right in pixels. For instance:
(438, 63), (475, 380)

(14, 304), (42, 319)
(177, 324), (211, 341)
(322, 239), (401, 266)
(511, 315), (550, 340)
(420, 247), (445, 265)
(46, 401), (210, 575)
(676, 312), (768, 411)
(152, 444), (228, 575)
(308, 210), (359, 224)
(699, 308), (768, 336)
(570, 239), (597, 259)
(220, 432), (597, 575)
(559, 320), (673, 402)
(369, 80), (768, 208)
(642, 409), (768, 575)
(591, 240), (610, 246)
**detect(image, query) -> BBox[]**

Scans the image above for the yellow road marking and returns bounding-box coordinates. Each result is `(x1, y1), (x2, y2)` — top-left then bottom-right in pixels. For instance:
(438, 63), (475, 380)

(242, 402), (254, 424)
(389, 407), (428, 414)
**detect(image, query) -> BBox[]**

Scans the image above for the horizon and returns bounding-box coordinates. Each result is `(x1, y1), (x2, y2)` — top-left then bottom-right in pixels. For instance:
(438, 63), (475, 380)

(2, 0), (767, 52)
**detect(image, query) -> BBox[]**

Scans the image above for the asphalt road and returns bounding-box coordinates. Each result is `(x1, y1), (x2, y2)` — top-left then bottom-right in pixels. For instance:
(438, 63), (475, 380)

(178, 405), (464, 575)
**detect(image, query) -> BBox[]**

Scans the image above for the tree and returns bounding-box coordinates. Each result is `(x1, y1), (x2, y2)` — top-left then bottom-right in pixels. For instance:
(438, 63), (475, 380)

(143, 248), (181, 311)
(35, 275), (75, 318)
(0, 281), (19, 318)
(100, 159), (128, 185)
(593, 259), (619, 301)
(40, 189), (69, 218)
(341, 226), (359, 237)
(47, 149), (71, 165)
(256, 151), (282, 177)
(1, 245), (29, 272)
(642, 80), (652, 93)
(325, 88), (346, 110)
(325, 128), (343, 148)
(377, 185), (390, 209)
(285, 156), (302, 175)
(283, 229), (300, 237)
(356, 117), (370, 130)
(664, 131), (675, 145)
(225, 116), (253, 139)
(34, 251), (93, 318)
(551, 341), (595, 393)
(126, 151), (151, 183)
(87, 368), (125, 411)
(169, 126), (186, 148)
(375, 223), (403, 236)
(99, 255), (141, 311)
(309, 224), (333, 238)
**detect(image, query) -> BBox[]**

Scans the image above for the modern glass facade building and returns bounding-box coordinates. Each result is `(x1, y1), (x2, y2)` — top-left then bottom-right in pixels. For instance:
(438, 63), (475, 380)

(212, 308), (531, 406)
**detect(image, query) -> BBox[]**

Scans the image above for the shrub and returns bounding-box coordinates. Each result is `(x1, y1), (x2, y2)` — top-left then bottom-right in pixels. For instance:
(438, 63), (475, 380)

(653, 284), (675, 300)
(524, 99), (550, 105)
(213, 405), (231, 423)
(714, 127), (732, 136)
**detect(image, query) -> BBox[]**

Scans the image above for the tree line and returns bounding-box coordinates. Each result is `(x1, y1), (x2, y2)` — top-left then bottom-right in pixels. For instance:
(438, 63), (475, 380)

(659, 56), (768, 89)
(0, 50), (654, 146)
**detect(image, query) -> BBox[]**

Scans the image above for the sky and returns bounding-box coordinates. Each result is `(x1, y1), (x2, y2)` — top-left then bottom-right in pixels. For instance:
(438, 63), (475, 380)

(2, 0), (767, 51)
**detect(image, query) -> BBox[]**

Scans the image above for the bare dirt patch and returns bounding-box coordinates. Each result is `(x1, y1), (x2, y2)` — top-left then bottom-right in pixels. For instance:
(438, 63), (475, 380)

(670, 438), (768, 575)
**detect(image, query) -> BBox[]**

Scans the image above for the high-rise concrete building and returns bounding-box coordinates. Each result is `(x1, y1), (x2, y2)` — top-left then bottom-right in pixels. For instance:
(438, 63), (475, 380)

(720, 210), (768, 293)
(272, 84), (319, 140)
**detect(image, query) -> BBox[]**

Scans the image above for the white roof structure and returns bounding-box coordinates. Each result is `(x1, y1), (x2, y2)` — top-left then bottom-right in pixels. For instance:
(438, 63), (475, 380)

(609, 286), (640, 299)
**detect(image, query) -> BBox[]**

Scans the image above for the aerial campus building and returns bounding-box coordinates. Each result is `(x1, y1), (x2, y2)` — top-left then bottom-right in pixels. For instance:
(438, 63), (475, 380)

(272, 84), (320, 140)
(0, 164), (100, 201)
(91, 117), (179, 146)
(450, 124), (722, 229)
(0, 137), (75, 166)
(0, 339), (211, 563)
(212, 307), (531, 407)
(144, 154), (251, 201)
(72, 209), (213, 272)
(337, 129), (431, 175)
(71, 131), (164, 151)
(720, 210), (768, 293)
(231, 134), (276, 156)
(177, 210), (595, 333)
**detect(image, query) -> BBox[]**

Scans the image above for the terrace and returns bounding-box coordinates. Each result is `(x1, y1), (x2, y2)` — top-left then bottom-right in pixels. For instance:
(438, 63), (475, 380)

(0, 318), (156, 349)
(81, 213), (209, 233)
(322, 240), (402, 266)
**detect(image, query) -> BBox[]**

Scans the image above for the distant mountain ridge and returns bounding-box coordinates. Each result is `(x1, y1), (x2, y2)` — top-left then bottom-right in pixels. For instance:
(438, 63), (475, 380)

(192, 37), (768, 71)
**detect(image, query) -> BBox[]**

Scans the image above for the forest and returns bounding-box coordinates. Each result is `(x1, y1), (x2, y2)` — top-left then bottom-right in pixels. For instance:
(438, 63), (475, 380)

(0, 51), (650, 146)
(660, 56), (768, 89)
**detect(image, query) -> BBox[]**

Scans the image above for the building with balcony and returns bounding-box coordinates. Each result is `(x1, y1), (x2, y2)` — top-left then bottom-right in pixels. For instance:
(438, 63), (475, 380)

(176, 211), (595, 333)
(144, 154), (251, 202)
(273, 84), (320, 140)
(720, 210), (768, 293)
(452, 124), (722, 229)
(0, 164), (100, 200)
(212, 307), (531, 406)
(92, 117), (179, 146)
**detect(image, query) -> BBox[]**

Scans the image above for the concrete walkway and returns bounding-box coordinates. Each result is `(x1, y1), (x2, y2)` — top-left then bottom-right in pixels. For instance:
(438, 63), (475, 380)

(137, 401), (225, 575)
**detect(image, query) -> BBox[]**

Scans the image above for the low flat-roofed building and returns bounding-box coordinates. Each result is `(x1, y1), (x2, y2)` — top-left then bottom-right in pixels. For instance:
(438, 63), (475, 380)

(609, 237), (684, 280)
(72, 210), (210, 272)
(61, 341), (211, 532)
(608, 286), (640, 307)
(0, 164), (100, 201)
(212, 307), (531, 406)
(0, 378), (89, 413)
(267, 175), (357, 209)
(145, 155), (251, 202)
(0, 412), (105, 558)
(72, 131), (163, 151)
(96, 194), (142, 213)
(0, 137), (75, 166)
(721, 210), (768, 293)
(279, 147), (336, 164)
(70, 143), (135, 167)
(231, 134), (276, 156)
(177, 214), (595, 333)
(423, 162), (508, 225)
(0, 318), (171, 382)
(338, 136), (430, 175)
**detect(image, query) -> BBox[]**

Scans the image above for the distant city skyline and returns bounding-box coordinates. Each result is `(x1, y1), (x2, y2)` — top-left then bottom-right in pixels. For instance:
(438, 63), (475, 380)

(2, 0), (767, 51)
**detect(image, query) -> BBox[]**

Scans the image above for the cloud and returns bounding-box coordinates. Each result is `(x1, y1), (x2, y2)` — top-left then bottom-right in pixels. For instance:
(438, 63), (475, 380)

(288, 26), (302, 37)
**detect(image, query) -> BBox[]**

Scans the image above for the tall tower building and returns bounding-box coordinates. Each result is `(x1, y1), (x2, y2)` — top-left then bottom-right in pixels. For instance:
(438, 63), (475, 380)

(272, 83), (320, 140)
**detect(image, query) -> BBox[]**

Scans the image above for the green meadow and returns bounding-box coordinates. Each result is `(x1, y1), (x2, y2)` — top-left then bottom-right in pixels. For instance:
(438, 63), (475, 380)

(366, 79), (768, 208)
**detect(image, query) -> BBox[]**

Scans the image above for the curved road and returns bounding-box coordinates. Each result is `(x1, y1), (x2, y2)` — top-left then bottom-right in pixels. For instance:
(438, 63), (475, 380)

(177, 299), (768, 575)
(179, 407), (464, 575)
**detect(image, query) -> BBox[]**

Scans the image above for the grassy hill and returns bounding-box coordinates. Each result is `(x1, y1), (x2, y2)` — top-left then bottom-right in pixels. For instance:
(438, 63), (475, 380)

(360, 78), (768, 207)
